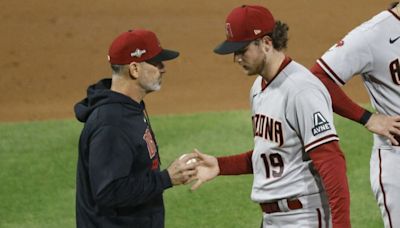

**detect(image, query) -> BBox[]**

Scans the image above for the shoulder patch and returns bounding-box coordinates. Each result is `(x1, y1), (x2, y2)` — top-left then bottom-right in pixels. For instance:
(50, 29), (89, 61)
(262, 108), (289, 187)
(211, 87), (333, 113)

(312, 112), (331, 136)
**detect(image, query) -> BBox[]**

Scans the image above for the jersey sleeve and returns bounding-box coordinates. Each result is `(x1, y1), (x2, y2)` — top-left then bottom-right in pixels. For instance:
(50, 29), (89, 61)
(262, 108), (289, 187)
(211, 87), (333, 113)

(88, 125), (171, 208)
(310, 63), (372, 125)
(317, 29), (373, 86)
(286, 88), (339, 152)
(308, 141), (350, 227)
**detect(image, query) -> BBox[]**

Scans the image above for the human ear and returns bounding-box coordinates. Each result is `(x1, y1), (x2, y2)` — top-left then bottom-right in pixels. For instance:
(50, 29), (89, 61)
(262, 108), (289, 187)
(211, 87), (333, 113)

(128, 62), (140, 80)
(262, 36), (273, 52)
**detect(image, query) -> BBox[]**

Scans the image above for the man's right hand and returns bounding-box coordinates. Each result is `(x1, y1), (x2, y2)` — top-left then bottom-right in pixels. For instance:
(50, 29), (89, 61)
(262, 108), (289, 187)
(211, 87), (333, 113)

(190, 149), (219, 191)
(167, 152), (199, 186)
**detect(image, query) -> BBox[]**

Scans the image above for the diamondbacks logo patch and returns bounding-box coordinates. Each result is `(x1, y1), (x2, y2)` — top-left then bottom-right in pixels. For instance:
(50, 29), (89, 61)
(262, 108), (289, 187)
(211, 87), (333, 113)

(143, 128), (157, 159)
(312, 112), (331, 136)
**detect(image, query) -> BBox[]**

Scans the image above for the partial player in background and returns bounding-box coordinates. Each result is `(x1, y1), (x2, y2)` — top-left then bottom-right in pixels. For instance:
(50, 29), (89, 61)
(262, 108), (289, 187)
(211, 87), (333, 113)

(192, 5), (350, 228)
(310, 2), (400, 227)
(74, 29), (199, 228)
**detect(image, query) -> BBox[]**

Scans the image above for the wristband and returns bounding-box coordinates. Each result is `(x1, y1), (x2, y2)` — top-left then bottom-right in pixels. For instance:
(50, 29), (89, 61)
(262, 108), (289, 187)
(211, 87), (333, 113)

(360, 110), (373, 125)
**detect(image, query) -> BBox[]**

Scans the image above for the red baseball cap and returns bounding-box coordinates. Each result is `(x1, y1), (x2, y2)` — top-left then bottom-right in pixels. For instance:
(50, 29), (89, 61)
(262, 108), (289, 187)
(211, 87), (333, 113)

(214, 5), (275, 55)
(108, 29), (179, 64)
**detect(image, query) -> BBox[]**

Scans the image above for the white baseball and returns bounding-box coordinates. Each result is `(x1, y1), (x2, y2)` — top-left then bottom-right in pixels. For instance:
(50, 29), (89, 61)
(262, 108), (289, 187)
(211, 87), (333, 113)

(179, 154), (197, 165)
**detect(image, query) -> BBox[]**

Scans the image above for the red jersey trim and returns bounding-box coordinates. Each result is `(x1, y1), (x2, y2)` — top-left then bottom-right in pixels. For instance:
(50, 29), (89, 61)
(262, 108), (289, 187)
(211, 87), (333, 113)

(304, 134), (339, 152)
(261, 79), (267, 91)
(317, 58), (345, 86)
(388, 9), (400, 21)
(261, 56), (292, 92)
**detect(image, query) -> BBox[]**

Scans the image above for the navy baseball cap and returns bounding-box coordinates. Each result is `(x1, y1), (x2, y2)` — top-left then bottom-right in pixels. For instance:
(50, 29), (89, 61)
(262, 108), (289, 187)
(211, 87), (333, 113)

(214, 5), (276, 55)
(108, 29), (179, 64)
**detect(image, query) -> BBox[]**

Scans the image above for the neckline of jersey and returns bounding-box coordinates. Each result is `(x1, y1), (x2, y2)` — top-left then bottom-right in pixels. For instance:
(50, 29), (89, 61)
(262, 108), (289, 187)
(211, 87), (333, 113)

(261, 55), (292, 92)
(388, 9), (400, 21)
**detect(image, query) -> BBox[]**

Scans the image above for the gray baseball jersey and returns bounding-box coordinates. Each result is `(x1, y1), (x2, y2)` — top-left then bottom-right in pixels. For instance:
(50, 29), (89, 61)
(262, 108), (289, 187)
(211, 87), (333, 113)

(250, 60), (339, 203)
(317, 10), (400, 119)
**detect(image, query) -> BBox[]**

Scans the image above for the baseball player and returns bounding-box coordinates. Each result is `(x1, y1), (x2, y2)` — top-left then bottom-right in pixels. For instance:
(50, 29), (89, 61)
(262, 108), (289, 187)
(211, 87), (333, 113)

(310, 2), (400, 227)
(191, 5), (350, 228)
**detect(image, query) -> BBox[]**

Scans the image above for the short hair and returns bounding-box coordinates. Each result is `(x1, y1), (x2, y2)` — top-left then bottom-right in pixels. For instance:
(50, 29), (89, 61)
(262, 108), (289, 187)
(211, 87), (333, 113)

(110, 64), (126, 75)
(270, 21), (289, 51)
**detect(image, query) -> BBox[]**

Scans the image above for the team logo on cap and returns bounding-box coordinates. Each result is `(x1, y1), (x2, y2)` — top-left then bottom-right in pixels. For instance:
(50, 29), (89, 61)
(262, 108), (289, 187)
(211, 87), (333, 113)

(131, 48), (147, 58)
(312, 112), (331, 136)
(225, 23), (234, 39)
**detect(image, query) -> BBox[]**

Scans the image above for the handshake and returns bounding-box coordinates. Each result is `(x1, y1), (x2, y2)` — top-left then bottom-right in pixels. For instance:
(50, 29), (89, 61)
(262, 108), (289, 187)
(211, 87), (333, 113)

(166, 149), (219, 191)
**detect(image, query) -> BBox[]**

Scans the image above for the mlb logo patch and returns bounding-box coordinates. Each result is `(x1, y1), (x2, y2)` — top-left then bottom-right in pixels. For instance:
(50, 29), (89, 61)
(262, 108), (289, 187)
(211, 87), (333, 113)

(225, 23), (234, 39)
(312, 112), (331, 136)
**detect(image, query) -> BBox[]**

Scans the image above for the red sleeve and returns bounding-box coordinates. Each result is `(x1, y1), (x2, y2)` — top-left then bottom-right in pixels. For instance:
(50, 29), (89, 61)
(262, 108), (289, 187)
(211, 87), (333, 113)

(217, 150), (253, 175)
(310, 63), (372, 125)
(308, 141), (350, 228)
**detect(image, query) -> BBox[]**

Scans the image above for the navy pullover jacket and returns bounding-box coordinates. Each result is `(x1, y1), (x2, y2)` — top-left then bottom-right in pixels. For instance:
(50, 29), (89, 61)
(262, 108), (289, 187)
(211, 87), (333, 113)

(74, 78), (172, 228)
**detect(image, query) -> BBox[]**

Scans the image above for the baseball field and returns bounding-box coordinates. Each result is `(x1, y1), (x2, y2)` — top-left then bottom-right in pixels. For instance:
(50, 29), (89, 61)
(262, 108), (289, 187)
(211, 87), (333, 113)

(0, 0), (389, 227)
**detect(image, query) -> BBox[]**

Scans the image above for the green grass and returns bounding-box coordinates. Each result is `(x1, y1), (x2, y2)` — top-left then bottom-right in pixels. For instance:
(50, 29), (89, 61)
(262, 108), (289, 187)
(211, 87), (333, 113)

(0, 111), (383, 227)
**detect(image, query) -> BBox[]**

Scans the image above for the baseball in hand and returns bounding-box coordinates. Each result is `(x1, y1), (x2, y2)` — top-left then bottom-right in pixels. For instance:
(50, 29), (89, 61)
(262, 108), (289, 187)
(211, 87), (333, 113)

(179, 154), (198, 165)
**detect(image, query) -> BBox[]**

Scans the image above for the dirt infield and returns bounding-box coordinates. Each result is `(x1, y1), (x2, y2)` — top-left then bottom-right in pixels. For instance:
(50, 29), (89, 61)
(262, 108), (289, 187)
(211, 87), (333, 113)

(1, 0), (385, 122)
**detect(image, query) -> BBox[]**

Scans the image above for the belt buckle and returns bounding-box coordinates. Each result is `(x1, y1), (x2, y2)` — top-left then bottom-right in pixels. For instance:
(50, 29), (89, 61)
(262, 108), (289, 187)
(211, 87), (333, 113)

(277, 199), (290, 212)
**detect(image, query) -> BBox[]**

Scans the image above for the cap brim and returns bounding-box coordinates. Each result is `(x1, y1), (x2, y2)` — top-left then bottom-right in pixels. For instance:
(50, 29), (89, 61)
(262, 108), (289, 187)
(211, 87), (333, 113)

(148, 49), (179, 62)
(213, 40), (251, 55)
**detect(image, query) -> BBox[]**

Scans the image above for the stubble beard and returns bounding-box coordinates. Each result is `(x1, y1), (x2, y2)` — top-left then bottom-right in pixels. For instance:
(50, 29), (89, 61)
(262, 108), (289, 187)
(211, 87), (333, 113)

(246, 54), (267, 76)
(145, 81), (161, 93)
(140, 76), (162, 93)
